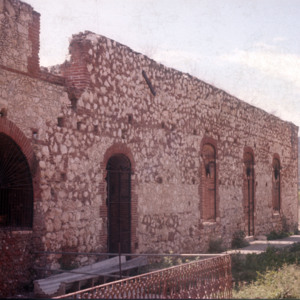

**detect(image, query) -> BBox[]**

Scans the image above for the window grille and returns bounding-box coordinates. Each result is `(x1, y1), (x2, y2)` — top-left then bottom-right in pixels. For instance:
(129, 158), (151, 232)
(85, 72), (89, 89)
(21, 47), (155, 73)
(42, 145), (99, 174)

(0, 133), (33, 229)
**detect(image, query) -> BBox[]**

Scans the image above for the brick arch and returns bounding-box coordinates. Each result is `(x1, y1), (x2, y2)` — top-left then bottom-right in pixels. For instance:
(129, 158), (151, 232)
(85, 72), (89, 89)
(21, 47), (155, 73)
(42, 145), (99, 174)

(273, 153), (281, 163)
(0, 118), (38, 229)
(0, 118), (36, 174)
(243, 146), (255, 164)
(100, 143), (138, 254)
(200, 136), (218, 159)
(103, 143), (136, 173)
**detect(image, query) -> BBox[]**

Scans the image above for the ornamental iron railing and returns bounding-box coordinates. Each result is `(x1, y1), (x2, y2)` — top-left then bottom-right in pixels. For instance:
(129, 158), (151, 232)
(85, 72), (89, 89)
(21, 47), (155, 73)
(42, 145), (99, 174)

(53, 254), (232, 299)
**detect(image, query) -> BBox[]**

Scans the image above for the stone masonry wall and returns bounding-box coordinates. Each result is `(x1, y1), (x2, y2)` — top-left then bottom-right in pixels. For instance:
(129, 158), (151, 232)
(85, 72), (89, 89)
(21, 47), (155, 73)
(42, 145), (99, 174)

(0, 0), (298, 294)
(1, 29), (298, 257)
(59, 32), (297, 253)
(0, 0), (40, 75)
(0, 65), (69, 296)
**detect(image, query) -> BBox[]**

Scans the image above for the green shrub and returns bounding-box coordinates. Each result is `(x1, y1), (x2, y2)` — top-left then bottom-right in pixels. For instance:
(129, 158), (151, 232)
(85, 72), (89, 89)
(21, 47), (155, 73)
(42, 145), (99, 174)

(208, 237), (225, 253)
(149, 251), (200, 270)
(231, 231), (249, 249)
(293, 223), (299, 235)
(267, 230), (290, 240)
(233, 264), (300, 299)
(266, 216), (296, 240)
(232, 243), (300, 288)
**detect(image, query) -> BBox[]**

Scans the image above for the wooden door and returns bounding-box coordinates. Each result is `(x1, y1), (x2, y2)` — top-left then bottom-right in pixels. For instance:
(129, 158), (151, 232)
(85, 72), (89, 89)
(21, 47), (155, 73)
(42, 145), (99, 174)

(244, 152), (255, 236)
(107, 154), (131, 254)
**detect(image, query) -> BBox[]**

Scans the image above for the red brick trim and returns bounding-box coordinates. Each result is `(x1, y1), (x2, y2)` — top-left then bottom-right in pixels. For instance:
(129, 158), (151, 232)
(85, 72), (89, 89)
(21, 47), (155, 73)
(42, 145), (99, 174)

(0, 118), (36, 174)
(272, 154), (281, 213)
(27, 11), (40, 77)
(273, 153), (281, 162)
(243, 147), (256, 235)
(200, 136), (218, 159)
(0, 118), (40, 232)
(62, 38), (91, 91)
(103, 143), (136, 173)
(0, 64), (65, 86)
(243, 146), (255, 163)
(199, 137), (219, 222)
(100, 143), (138, 253)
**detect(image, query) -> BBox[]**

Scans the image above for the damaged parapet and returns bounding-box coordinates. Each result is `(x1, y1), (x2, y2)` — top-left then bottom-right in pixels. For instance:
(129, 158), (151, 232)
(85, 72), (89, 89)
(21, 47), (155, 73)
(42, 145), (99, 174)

(61, 32), (93, 92)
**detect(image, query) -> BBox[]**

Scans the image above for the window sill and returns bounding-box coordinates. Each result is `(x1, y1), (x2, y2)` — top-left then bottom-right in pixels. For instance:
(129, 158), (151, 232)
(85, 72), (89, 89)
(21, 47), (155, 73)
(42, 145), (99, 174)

(202, 221), (217, 226)
(272, 211), (281, 217)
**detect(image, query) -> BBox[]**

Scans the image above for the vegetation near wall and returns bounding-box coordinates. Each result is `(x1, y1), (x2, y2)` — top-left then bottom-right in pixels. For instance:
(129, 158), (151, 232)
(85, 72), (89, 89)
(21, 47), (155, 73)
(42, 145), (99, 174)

(232, 243), (300, 299)
(234, 264), (300, 299)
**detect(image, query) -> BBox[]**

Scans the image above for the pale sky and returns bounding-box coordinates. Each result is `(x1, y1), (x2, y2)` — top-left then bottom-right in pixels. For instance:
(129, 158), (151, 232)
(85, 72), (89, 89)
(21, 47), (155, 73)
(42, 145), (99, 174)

(25, 0), (300, 133)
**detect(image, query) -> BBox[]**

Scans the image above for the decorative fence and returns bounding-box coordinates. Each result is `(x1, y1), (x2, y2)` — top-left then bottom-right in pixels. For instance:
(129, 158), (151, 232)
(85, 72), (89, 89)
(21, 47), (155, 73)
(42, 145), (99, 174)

(54, 254), (232, 299)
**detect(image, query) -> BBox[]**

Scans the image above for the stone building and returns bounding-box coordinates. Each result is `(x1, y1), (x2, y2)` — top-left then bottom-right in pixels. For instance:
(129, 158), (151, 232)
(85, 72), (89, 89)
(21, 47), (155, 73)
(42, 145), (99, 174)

(0, 0), (298, 296)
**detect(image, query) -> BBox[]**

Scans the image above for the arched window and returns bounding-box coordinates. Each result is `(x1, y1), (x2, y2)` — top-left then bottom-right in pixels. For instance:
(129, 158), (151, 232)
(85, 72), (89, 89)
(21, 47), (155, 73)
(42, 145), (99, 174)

(201, 143), (217, 221)
(272, 156), (280, 212)
(0, 133), (33, 229)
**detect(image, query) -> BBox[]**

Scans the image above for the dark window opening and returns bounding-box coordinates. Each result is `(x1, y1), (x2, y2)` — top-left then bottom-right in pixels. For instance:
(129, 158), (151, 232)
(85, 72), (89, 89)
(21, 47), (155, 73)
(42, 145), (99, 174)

(0, 108), (7, 117)
(70, 98), (78, 110)
(61, 172), (66, 181)
(121, 129), (127, 139)
(57, 117), (64, 127)
(0, 133), (33, 229)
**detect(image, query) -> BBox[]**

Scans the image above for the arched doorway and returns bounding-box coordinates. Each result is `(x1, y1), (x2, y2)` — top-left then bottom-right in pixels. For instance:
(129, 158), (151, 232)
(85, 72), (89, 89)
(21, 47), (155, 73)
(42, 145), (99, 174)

(106, 154), (131, 254)
(243, 151), (255, 236)
(0, 133), (33, 228)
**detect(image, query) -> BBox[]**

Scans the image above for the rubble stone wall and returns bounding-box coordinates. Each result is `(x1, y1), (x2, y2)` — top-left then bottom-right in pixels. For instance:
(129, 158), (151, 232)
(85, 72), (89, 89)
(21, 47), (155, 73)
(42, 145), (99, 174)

(61, 32), (298, 253)
(0, 0), (298, 295)
(0, 30), (298, 256)
(0, 0), (40, 75)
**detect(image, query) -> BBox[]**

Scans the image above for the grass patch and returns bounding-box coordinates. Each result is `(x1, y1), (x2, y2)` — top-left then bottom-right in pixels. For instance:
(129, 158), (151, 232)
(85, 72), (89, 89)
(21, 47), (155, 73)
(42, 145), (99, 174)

(267, 230), (291, 240)
(233, 264), (300, 299)
(232, 243), (300, 298)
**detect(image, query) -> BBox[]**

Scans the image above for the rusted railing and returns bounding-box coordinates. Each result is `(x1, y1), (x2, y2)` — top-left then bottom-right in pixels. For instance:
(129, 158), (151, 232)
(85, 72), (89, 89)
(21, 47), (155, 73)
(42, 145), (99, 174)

(54, 254), (232, 299)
